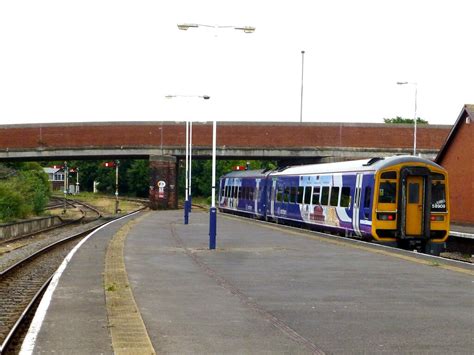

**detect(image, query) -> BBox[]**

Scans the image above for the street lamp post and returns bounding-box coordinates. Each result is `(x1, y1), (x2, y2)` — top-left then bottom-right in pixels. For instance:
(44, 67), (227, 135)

(189, 120), (193, 211)
(63, 161), (68, 214)
(397, 81), (418, 155)
(115, 160), (120, 214)
(177, 22), (255, 249)
(300, 50), (305, 123)
(209, 119), (217, 249)
(165, 94), (210, 224)
(184, 120), (190, 224)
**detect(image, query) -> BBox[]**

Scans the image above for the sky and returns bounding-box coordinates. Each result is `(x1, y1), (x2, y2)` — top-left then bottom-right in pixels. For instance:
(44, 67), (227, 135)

(0, 0), (473, 126)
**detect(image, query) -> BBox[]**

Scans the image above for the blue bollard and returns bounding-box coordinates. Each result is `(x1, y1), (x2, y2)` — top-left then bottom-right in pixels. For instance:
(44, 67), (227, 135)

(184, 200), (189, 225)
(209, 207), (217, 249)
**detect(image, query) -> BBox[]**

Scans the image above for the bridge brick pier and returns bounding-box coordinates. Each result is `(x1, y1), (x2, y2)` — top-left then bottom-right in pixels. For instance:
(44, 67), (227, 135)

(0, 121), (450, 209)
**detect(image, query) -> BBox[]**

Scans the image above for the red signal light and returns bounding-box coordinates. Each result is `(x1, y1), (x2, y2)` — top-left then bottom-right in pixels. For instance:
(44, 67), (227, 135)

(103, 162), (116, 168)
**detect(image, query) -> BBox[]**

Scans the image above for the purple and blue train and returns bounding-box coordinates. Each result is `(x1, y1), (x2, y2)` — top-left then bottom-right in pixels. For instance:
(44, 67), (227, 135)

(218, 155), (450, 255)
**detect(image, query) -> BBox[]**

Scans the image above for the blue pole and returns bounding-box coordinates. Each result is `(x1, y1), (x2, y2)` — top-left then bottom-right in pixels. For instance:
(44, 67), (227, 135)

(184, 200), (189, 224)
(209, 207), (217, 249)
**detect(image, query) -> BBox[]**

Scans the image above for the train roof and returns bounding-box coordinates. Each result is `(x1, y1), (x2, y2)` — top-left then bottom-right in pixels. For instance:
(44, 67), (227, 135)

(221, 156), (445, 179)
(221, 168), (271, 179)
(270, 155), (445, 176)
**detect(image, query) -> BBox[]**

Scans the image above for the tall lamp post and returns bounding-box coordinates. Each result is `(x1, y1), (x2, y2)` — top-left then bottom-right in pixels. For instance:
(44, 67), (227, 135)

(300, 50), (305, 123)
(177, 22), (255, 249)
(397, 81), (418, 155)
(165, 94), (210, 224)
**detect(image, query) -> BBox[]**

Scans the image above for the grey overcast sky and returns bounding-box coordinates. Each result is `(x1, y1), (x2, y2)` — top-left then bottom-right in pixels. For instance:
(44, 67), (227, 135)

(0, 0), (472, 126)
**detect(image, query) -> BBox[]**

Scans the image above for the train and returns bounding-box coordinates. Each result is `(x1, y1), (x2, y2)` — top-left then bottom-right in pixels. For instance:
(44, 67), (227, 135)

(218, 155), (450, 255)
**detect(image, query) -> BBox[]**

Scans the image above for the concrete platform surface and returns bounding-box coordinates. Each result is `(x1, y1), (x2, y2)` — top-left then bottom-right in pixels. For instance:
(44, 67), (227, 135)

(24, 210), (473, 354)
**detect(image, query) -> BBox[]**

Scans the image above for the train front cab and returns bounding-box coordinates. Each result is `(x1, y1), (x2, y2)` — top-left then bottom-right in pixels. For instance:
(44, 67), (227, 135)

(372, 162), (449, 255)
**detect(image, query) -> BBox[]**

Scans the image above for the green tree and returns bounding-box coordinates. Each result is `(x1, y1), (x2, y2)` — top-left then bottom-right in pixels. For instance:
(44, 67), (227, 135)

(126, 160), (150, 197)
(383, 116), (428, 124)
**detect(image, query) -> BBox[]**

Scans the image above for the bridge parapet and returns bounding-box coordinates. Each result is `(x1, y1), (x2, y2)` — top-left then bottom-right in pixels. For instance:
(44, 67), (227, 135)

(0, 122), (450, 210)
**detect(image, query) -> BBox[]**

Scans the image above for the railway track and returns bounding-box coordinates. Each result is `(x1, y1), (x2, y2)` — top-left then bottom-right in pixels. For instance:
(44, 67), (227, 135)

(0, 199), (102, 250)
(0, 228), (89, 353)
(0, 199), (146, 354)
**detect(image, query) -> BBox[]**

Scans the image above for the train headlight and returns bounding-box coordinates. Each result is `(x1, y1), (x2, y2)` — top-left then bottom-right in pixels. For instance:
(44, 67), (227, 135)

(430, 215), (444, 222)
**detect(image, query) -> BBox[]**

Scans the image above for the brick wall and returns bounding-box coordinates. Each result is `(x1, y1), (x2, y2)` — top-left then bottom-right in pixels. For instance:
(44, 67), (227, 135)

(438, 120), (473, 224)
(149, 155), (178, 210)
(0, 122), (450, 151)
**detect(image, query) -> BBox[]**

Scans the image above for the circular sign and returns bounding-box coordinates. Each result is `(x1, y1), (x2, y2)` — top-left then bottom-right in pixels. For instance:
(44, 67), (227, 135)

(157, 181), (166, 188)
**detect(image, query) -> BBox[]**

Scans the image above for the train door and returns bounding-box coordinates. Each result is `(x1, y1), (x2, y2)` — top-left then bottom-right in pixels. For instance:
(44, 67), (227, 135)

(352, 173), (363, 236)
(406, 176), (423, 236)
(255, 179), (261, 215)
(302, 185), (312, 220)
(270, 179), (277, 217)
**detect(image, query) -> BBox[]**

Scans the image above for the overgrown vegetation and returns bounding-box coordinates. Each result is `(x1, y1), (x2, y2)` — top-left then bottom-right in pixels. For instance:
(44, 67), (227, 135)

(50, 159), (276, 202)
(0, 162), (51, 222)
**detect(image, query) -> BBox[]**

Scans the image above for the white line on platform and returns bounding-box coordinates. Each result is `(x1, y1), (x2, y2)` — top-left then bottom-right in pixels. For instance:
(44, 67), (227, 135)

(19, 212), (140, 355)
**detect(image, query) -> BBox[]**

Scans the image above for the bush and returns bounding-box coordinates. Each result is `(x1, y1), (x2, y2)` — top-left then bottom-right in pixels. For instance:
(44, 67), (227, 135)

(0, 163), (51, 222)
(0, 183), (27, 221)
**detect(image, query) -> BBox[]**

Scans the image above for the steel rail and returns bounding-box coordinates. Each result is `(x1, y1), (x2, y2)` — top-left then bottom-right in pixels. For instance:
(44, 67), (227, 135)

(0, 207), (146, 353)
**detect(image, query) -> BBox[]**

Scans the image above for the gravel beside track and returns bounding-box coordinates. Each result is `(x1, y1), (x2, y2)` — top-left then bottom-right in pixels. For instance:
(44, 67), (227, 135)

(0, 220), (105, 273)
(0, 237), (82, 350)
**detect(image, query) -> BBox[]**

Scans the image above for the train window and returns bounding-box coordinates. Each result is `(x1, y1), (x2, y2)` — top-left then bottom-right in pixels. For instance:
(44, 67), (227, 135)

(283, 187), (290, 203)
(304, 186), (311, 204)
(364, 186), (372, 208)
(276, 187), (283, 202)
(312, 186), (320, 204)
(321, 186), (330, 205)
(330, 187), (339, 206)
(381, 171), (397, 179)
(238, 187), (242, 199)
(379, 182), (396, 203)
(408, 183), (419, 204)
(431, 173), (445, 181)
(297, 187), (304, 204)
(290, 187), (298, 204)
(431, 182), (446, 212)
(340, 187), (351, 207)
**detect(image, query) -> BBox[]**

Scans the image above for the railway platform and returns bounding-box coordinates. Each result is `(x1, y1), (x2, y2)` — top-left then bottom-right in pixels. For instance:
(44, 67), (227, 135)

(21, 210), (473, 354)
(451, 222), (474, 239)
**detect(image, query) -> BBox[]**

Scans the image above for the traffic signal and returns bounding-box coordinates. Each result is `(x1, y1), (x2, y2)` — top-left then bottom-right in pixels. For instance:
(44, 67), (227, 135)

(103, 162), (116, 168)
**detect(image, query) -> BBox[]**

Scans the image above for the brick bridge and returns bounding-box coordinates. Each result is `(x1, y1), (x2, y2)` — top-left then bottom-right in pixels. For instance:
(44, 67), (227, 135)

(0, 122), (450, 209)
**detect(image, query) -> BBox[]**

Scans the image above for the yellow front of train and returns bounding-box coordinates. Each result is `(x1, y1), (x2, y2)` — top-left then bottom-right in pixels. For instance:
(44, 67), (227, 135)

(371, 159), (449, 254)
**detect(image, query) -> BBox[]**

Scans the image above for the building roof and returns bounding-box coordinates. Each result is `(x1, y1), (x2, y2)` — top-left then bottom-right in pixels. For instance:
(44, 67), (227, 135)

(43, 167), (61, 174)
(435, 104), (474, 163)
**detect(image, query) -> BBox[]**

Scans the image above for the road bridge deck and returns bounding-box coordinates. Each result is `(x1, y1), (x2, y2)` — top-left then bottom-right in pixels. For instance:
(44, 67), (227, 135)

(22, 210), (473, 354)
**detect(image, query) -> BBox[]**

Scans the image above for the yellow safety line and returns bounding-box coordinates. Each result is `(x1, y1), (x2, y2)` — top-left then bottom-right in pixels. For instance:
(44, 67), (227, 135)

(104, 212), (156, 355)
(222, 214), (474, 276)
